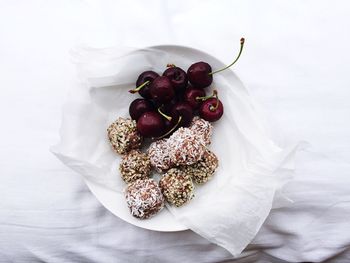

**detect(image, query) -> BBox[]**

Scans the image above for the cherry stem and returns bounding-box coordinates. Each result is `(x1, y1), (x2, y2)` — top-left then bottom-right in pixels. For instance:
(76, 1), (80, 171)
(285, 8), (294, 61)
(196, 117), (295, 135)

(158, 107), (172, 121)
(166, 63), (176, 68)
(156, 116), (182, 140)
(209, 90), (220, 111)
(128, 80), (150, 94)
(196, 89), (218, 102)
(209, 37), (245, 75)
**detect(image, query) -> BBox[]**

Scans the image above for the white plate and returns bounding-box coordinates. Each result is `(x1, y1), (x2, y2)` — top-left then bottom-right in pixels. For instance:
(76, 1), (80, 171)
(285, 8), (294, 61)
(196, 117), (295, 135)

(71, 45), (244, 232)
(52, 45), (244, 231)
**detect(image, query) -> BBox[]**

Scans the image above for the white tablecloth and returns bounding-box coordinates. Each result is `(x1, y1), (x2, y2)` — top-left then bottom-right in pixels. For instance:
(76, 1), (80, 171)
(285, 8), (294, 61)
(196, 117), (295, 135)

(1, 1), (350, 262)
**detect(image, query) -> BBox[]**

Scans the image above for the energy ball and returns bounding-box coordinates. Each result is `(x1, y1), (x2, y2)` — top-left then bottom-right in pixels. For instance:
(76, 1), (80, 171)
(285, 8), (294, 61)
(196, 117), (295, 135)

(119, 150), (151, 184)
(181, 149), (218, 184)
(107, 117), (142, 155)
(167, 127), (206, 166)
(159, 168), (194, 207)
(125, 179), (164, 219)
(148, 139), (173, 172)
(189, 116), (213, 145)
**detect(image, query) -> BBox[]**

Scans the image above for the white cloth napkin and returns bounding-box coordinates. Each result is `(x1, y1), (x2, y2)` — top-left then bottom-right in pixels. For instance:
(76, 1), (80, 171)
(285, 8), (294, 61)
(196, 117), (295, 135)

(51, 45), (299, 256)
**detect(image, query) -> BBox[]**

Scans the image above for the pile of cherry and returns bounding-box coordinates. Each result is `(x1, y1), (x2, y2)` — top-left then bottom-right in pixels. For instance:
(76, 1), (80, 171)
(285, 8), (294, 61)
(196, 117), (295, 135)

(129, 38), (245, 138)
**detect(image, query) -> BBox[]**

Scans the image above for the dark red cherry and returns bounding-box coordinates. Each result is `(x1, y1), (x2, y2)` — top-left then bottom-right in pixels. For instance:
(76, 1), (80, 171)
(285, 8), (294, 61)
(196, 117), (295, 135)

(187, 38), (245, 89)
(150, 76), (175, 104)
(129, 99), (154, 120)
(171, 102), (194, 127)
(157, 109), (186, 139)
(130, 71), (159, 99)
(174, 86), (187, 101)
(162, 98), (178, 115)
(183, 87), (206, 110)
(156, 101), (193, 138)
(149, 99), (162, 110)
(199, 98), (224, 122)
(163, 65), (188, 93)
(137, 111), (164, 138)
(187, 62), (213, 88)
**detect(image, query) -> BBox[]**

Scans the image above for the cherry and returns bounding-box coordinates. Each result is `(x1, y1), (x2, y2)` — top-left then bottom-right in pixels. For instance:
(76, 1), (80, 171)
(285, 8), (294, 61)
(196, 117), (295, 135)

(129, 71), (159, 99)
(155, 116), (183, 139)
(148, 99), (163, 110)
(153, 98), (179, 138)
(162, 98), (178, 115)
(187, 62), (213, 89)
(129, 98), (154, 120)
(199, 90), (224, 122)
(137, 111), (165, 138)
(173, 85), (187, 102)
(149, 97), (176, 112)
(187, 38), (245, 88)
(158, 102), (193, 128)
(171, 102), (194, 127)
(183, 87), (206, 110)
(150, 76), (175, 104)
(162, 64), (188, 93)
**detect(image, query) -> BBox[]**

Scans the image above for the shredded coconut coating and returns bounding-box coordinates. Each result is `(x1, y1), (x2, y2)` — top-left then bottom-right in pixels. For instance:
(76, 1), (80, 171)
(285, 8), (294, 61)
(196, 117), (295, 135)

(181, 149), (218, 184)
(167, 127), (206, 166)
(189, 116), (213, 146)
(107, 117), (142, 155)
(125, 179), (164, 219)
(159, 168), (194, 207)
(119, 150), (151, 184)
(148, 139), (173, 172)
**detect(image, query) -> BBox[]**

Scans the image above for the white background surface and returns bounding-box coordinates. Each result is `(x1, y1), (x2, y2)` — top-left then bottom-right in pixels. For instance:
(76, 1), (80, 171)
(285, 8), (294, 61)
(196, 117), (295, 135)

(0, 1), (350, 262)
